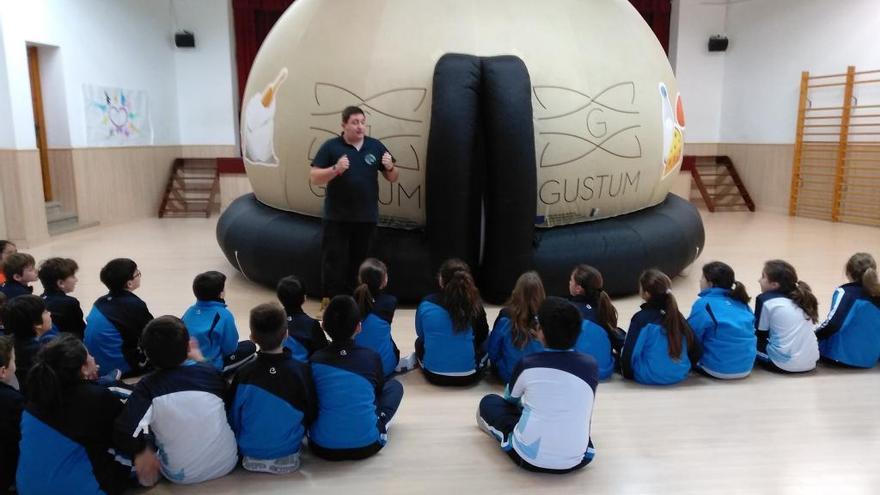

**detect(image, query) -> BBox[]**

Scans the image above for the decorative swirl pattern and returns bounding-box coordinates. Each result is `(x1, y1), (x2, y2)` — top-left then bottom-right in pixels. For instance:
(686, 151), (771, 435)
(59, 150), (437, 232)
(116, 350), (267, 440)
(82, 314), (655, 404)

(534, 82), (643, 167)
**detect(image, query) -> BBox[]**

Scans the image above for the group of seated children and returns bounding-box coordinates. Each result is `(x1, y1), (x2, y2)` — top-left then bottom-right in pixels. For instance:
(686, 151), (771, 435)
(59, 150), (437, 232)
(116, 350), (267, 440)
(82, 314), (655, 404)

(0, 251), (406, 491)
(1, 238), (878, 484)
(399, 253), (879, 390)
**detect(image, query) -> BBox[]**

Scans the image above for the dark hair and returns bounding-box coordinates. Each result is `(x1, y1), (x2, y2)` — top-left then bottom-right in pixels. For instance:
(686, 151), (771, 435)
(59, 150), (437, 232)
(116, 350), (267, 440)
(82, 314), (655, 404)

(504, 271), (545, 349)
(250, 303), (287, 350)
(353, 258), (387, 319)
(571, 264), (619, 334)
(0, 295), (46, 340)
(37, 257), (79, 292)
(342, 105), (365, 124)
(192, 271), (226, 301)
(639, 269), (694, 359)
(99, 258), (138, 293)
(763, 260), (819, 323)
(0, 335), (14, 368)
(322, 295), (360, 342)
(276, 275), (306, 310)
(25, 334), (87, 411)
(537, 297), (582, 350)
(0, 240), (15, 258)
(846, 252), (880, 298)
(3, 252), (35, 280)
(140, 316), (189, 369)
(438, 259), (482, 332)
(702, 261), (750, 304)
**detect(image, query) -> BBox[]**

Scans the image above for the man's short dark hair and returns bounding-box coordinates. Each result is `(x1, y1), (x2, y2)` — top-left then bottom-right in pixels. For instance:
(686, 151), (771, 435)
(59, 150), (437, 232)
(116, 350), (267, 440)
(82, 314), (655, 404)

(99, 258), (138, 293)
(140, 316), (189, 369)
(342, 105), (364, 124)
(192, 271), (226, 301)
(538, 296), (583, 350)
(322, 295), (360, 342)
(250, 303), (287, 351)
(3, 253), (35, 280)
(276, 275), (305, 309)
(38, 258), (79, 291)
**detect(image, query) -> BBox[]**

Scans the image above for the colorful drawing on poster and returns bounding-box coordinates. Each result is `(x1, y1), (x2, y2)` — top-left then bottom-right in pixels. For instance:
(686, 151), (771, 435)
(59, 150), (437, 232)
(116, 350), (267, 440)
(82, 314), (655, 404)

(83, 85), (153, 146)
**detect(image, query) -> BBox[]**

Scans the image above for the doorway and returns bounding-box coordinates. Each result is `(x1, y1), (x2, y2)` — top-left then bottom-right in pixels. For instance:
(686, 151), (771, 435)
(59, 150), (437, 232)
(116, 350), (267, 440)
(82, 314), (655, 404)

(26, 45), (52, 202)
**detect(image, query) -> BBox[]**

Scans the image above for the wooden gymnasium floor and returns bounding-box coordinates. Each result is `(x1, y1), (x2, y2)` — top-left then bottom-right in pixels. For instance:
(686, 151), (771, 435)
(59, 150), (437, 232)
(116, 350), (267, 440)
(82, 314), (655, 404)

(22, 209), (880, 495)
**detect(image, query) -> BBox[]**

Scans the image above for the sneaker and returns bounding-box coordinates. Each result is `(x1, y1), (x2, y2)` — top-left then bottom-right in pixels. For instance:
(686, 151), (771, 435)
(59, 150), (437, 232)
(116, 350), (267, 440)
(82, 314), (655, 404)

(242, 453), (301, 475)
(476, 409), (493, 437)
(394, 352), (418, 373)
(475, 409), (499, 441)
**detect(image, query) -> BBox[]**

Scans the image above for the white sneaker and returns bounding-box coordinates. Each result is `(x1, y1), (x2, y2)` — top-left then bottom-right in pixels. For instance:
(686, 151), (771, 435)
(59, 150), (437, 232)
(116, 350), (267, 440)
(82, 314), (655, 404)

(476, 408), (492, 436)
(394, 352), (419, 373)
(242, 453), (301, 475)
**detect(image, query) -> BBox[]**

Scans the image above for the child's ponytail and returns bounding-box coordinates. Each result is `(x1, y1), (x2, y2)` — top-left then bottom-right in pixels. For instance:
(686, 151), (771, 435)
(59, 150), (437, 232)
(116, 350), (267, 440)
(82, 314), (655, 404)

(639, 269), (693, 359)
(439, 259), (481, 333)
(864, 267), (880, 298)
(703, 261), (751, 304)
(596, 291), (619, 334)
(791, 281), (819, 323)
(504, 272), (545, 349)
(572, 264), (619, 334)
(845, 252), (880, 298)
(354, 258), (387, 319)
(730, 281), (751, 305)
(763, 259), (818, 323)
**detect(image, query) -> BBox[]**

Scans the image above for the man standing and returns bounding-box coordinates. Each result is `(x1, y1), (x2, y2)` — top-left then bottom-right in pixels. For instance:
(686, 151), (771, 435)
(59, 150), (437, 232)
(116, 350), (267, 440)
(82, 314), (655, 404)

(310, 106), (398, 311)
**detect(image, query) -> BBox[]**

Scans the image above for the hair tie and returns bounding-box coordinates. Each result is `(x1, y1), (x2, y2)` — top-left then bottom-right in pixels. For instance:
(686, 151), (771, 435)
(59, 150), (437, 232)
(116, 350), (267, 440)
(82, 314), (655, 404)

(666, 288), (672, 295)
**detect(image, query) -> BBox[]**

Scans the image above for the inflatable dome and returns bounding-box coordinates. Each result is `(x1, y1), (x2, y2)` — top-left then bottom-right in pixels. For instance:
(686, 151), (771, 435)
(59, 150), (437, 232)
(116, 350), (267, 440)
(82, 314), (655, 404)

(219, 0), (704, 302)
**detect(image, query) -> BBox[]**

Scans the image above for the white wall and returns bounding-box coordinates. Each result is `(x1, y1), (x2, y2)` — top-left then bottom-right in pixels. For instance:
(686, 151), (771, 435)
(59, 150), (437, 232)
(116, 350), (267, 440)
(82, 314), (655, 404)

(672, 0), (880, 145)
(0, 0), (238, 150)
(0, 21), (16, 148)
(669, 0), (727, 143)
(173, 0), (238, 146)
(719, 0), (880, 143)
(38, 45), (73, 148)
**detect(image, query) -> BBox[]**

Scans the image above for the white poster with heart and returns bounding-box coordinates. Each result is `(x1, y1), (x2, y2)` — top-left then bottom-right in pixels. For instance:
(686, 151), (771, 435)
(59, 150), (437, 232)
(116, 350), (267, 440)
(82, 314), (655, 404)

(83, 84), (153, 146)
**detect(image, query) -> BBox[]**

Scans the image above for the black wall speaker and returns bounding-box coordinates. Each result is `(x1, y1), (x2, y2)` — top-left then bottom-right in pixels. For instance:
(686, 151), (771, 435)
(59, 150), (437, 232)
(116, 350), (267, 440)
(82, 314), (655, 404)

(708, 35), (728, 52)
(175, 31), (196, 48)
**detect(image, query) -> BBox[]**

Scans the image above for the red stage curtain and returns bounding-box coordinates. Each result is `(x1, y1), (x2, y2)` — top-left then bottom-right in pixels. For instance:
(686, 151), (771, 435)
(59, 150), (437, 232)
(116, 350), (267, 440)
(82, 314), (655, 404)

(628, 0), (672, 53)
(232, 0), (293, 102)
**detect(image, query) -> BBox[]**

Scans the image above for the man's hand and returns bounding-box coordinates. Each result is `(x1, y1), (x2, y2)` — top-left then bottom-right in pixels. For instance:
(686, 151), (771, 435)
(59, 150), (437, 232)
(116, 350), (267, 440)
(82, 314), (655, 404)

(134, 447), (161, 487)
(381, 152), (394, 171)
(335, 155), (350, 175)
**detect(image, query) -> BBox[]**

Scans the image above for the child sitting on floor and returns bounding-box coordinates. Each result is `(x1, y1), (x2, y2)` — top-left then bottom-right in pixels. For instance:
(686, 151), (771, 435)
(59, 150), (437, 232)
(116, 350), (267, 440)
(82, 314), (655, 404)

(228, 303), (316, 474)
(478, 297), (599, 474)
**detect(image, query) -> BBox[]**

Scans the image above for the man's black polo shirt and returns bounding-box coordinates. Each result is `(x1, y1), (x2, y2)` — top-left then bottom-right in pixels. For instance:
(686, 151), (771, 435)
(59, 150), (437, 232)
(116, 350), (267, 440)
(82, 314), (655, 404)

(311, 135), (390, 223)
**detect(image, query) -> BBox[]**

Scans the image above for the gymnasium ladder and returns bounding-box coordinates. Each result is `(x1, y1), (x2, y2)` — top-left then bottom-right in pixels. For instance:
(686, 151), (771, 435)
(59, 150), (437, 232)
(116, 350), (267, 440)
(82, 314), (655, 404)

(789, 66), (880, 226)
